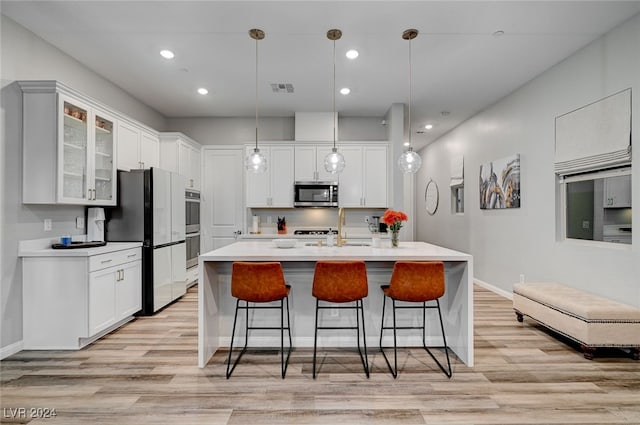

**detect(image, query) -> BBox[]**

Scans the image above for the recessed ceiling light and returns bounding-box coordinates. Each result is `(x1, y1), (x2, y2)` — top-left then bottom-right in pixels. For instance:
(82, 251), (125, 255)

(424, 124), (433, 130)
(160, 49), (175, 59)
(340, 87), (351, 95)
(346, 49), (359, 59)
(197, 88), (209, 95)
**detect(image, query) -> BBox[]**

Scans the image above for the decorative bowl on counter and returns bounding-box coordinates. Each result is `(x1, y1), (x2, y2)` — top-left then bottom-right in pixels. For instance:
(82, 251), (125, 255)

(273, 239), (297, 248)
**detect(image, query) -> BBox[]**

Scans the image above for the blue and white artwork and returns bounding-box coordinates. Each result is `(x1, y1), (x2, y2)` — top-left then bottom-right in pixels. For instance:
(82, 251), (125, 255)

(479, 154), (521, 209)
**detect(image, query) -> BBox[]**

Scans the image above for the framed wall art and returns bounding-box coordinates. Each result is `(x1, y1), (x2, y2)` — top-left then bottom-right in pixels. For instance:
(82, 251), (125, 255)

(479, 154), (521, 209)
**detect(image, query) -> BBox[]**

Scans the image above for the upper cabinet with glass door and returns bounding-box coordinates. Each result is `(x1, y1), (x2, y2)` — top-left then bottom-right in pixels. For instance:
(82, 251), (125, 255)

(19, 81), (117, 205)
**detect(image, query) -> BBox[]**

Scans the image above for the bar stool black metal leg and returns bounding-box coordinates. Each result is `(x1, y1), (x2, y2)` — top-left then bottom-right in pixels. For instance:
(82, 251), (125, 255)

(435, 299), (452, 378)
(313, 299), (320, 379)
(278, 296), (293, 379)
(379, 294), (397, 378)
(226, 299), (248, 379)
(358, 299), (370, 378)
(391, 299), (398, 378)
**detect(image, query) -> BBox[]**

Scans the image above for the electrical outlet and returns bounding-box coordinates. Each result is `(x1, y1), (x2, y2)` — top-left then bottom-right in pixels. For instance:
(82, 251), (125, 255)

(44, 219), (52, 231)
(582, 220), (590, 229)
(364, 216), (370, 223)
(76, 216), (85, 229)
(331, 308), (339, 317)
(519, 274), (525, 284)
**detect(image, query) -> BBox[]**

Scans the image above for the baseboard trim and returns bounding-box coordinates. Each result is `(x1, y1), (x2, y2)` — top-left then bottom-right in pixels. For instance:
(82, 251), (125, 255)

(474, 278), (513, 300)
(1, 340), (23, 360)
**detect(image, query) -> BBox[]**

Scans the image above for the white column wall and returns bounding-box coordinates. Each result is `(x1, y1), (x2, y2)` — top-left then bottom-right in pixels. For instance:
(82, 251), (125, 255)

(416, 14), (640, 307)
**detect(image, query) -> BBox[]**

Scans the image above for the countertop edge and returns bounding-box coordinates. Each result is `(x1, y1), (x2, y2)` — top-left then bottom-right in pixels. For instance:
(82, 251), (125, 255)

(19, 242), (143, 257)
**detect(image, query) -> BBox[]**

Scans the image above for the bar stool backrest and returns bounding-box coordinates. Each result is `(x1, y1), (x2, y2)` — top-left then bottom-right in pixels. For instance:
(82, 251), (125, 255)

(231, 262), (288, 302)
(312, 260), (368, 303)
(387, 261), (445, 302)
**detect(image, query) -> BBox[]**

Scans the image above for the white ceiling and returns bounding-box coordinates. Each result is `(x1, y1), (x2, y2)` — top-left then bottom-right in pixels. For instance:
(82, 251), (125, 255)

(3, 1), (640, 147)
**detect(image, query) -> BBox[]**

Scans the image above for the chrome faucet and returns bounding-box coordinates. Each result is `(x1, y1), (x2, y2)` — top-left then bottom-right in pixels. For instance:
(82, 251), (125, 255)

(337, 207), (346, 246)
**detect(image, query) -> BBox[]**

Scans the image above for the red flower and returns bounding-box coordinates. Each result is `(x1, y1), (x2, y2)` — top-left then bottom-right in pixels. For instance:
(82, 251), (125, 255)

(382, 209), (408, 232)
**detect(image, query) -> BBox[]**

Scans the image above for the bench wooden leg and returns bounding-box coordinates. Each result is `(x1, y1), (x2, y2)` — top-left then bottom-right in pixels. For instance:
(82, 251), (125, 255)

(515, 311), (524, 323)
(581, 345), (596, 360)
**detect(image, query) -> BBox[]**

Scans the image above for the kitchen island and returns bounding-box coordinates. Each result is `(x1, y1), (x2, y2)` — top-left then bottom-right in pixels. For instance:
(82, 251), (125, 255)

(198, 240), (473, 368)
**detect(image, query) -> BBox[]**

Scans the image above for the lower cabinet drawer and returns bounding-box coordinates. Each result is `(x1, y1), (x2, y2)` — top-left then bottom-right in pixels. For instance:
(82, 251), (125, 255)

(89, 248), (141, 272)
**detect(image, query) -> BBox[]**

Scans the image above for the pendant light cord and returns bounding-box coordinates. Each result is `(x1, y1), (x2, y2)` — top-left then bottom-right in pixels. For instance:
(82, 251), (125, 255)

(408, 34), (412, 150)
(332, 37), (336, 149)
(255, 36), (259, 151)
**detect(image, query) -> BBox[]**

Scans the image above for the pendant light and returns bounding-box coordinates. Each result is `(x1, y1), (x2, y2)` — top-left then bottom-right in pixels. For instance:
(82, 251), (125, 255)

(323, 28), (346, 174)
(245, 28), (267, 173)
(397, 29), (423, 174)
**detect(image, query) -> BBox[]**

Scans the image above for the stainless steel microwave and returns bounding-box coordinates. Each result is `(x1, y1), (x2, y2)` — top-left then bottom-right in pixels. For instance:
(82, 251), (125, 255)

(294, 181), (338, 207)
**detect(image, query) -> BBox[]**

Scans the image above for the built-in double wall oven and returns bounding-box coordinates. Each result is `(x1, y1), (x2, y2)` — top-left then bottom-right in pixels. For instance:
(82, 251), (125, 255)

(185, 189), (200, 269)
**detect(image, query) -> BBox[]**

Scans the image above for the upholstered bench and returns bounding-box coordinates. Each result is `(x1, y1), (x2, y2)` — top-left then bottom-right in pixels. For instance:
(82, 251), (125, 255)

(513, 283), (640, 360)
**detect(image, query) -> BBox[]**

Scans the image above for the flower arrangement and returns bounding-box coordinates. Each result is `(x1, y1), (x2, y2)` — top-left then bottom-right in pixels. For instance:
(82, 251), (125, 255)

(382, 209), (408, 232)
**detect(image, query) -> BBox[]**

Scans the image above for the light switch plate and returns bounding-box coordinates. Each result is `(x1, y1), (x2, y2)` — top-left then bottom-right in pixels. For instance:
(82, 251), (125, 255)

(76, 216), (85, 229)
(44, 219), (52, 231)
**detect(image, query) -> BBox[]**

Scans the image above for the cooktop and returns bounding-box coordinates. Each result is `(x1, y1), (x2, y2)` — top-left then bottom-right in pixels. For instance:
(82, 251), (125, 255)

(293, 229), (337, 235)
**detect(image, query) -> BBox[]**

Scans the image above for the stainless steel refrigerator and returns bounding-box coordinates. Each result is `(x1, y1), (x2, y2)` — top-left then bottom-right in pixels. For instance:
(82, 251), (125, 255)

(106, 167), (186, 315)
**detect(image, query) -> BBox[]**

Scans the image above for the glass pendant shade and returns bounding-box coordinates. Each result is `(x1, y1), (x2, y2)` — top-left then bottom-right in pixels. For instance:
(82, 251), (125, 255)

(324, 147), (345, 174)
(397, 147), (422, 174)
(246, 148), (267, 173)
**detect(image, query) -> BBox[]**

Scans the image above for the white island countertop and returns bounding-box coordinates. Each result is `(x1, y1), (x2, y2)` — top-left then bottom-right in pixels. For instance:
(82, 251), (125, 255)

(200, 240), (471, 262)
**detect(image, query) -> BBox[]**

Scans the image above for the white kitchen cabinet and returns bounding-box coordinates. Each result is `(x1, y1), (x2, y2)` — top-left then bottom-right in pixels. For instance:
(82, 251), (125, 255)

(117, 121), (159, 170)
(294, 144), (336, 182)
(88, 259), (142, 335)
(88, 266), (117, 336)
(21, 245), (141, 349)
(160, 133), (202, 190)
(338, 145), (388, 208)
(19, 81), (117, 205)
(603, 175), (631, 208)
(246, 145), (294, 207)
(141, 130), (160, 169)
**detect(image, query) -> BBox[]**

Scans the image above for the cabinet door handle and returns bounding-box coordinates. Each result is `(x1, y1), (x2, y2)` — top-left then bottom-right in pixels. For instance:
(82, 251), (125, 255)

(101, 259), (113, 264)
(127, 253), (137, 258)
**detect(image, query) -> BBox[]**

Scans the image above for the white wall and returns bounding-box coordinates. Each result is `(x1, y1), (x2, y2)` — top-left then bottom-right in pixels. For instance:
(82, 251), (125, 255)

(0, 15), (168, 354)
(166, 116), (386, 145)
(416, 13), (640, 307)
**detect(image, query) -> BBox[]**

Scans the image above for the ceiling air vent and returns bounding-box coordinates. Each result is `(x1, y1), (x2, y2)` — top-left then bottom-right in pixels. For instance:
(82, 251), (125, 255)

(271, 83), (294, 93)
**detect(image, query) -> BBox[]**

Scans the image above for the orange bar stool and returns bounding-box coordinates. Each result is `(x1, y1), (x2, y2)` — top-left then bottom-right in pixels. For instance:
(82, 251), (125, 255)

(312, 260), (369, 379)
(379, 261), (452, 378)
(226, 262), (292, 379)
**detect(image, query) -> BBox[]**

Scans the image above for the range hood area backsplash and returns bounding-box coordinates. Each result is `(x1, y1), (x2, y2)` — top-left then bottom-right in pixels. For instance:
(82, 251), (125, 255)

(249, 208), (385, 234)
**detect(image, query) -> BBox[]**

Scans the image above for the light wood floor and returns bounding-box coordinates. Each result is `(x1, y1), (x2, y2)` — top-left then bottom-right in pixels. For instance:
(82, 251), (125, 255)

(2, 285), (639, 424)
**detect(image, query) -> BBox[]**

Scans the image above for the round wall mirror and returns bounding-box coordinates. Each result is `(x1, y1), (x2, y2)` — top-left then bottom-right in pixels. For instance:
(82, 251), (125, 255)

(424, 179), (439, 215)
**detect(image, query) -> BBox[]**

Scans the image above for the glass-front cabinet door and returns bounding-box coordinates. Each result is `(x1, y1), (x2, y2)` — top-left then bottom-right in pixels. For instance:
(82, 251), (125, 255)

(60, 97), (89, 202)
(93, 111), (115, 203)
(58, 94), (117, 205)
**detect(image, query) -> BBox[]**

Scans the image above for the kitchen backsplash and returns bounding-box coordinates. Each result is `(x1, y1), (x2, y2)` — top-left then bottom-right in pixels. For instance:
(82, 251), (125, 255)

(248, 208), (386, 234)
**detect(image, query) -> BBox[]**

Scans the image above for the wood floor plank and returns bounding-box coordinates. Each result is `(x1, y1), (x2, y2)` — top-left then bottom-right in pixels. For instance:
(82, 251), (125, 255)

(1, 285), (639, 424)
